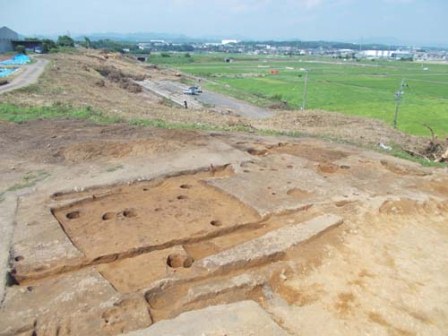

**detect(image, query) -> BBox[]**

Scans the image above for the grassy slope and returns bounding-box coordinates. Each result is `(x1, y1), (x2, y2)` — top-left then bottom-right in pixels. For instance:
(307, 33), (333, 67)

(151, 54), (448, 137)
(0, 102), (257, 133)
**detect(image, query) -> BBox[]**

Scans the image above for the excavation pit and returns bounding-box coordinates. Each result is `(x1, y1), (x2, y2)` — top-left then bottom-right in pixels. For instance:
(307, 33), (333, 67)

(167, 254), (194, 268)
(52, 170), (261, 260)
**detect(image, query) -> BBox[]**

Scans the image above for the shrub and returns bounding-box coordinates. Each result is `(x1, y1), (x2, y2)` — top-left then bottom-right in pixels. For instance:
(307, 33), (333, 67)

(57, 35), (75, 47)
(15, 45), (26, 54)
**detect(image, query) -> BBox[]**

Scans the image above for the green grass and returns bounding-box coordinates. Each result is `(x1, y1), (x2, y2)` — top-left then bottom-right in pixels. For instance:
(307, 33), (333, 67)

(7, 170), (50, 191)
(0, 102), (258, 133)
(0, 103), (123, 124)
(388, 148), (446, 168)
(128, 117), (255, 133)
(151, 54), (448, 137)
(105, 164), (124, 172)
(0, 170), (50, 202)
(148, 53), (195, 65)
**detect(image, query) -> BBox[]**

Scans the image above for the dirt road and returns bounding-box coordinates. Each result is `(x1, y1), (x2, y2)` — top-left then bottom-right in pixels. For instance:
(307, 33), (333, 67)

(0, 58), (49, 95)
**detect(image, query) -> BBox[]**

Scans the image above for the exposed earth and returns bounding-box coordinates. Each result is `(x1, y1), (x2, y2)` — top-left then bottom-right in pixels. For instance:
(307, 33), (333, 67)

(0, 51), (447, 335)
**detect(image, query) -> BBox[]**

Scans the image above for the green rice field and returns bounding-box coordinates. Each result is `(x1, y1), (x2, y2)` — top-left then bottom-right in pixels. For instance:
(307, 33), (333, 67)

(150, 53), (448, 137)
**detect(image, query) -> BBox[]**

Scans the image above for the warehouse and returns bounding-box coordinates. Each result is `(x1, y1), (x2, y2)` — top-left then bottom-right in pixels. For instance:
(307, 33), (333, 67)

(0, 26), (19, 53)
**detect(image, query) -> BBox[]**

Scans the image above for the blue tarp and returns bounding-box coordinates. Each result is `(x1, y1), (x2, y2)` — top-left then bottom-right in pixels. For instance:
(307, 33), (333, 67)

(0, 68), (17, 78)
(0, 54), (31, 66)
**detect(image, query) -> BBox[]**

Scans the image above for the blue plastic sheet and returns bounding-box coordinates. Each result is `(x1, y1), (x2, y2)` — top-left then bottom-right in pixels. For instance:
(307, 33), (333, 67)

(0, 68), (17, 78)
(0, 54), (31, 66)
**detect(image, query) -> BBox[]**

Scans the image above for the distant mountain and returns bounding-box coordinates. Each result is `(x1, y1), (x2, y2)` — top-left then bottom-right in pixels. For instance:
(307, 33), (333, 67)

(21, 31), (448, 49)
(354, 36), (403, 46)
(80, 32), (256, 43)
(351, 36), (448, 49)
(75, 32), (205, 43)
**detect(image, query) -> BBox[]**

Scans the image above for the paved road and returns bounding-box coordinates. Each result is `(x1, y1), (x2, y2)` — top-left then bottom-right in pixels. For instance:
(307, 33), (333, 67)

(138, 80), (203, 110)
(0, 58), (49, 95)
(198, 89), (272, 119)
(139, 79), (272, 120)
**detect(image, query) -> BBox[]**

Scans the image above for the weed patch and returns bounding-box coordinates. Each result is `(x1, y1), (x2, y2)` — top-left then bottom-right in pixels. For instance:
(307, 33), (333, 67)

(3, 170), (50, 195)
(0, 103), (123, 124)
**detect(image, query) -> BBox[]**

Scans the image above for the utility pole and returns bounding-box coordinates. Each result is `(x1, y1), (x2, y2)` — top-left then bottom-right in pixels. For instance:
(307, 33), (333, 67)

(393, 79), (407, 129)
(301, 70), (308, 110)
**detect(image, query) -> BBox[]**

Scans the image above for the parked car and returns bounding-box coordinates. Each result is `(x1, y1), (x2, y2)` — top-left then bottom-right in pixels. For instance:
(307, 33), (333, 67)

(183, 86), (202, 95)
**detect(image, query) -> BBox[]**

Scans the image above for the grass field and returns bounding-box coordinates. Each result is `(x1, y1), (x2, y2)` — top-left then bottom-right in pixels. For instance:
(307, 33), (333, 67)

(149, 53), (448, 137)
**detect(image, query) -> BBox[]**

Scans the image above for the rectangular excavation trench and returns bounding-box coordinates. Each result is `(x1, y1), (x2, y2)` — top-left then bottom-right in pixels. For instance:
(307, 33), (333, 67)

(51, 168), (261, 262)
(46, 165), (323, 293)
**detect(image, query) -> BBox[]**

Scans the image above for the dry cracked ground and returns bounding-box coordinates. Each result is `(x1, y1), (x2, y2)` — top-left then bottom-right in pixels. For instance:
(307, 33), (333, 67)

(0, 52), (447, 336)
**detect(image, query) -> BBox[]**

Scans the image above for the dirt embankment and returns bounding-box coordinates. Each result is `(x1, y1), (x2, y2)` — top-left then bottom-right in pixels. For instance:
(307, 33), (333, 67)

(0, 51), (243, 126)
(0, 49), (443, 159)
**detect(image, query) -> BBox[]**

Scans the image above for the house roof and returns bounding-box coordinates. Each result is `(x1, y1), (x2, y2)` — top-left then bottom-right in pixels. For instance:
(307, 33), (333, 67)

(0, 26), (18, 35)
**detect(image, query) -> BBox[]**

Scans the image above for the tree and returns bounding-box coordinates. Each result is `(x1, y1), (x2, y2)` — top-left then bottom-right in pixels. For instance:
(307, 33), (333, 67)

(15, 45), (26, 54)
(42, 39), (57, 53)
(83, 36), (91, 48)
(57, 35), (75, 47)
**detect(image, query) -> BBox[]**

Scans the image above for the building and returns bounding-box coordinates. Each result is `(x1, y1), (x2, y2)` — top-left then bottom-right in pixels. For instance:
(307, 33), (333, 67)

(221, 39), (239, 45)
(11, 40), (43, 53)
(355, 49), (415, 61)
(358, 49), (394, 59)
(0, 26), (19, 53)
(391, 51), (414, 61)
(138, 40), (168, 50)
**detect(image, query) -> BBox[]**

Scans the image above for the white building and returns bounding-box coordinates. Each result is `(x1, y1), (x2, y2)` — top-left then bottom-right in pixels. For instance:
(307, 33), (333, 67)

(358, 49), (414, 60)
(221, 39), (239, 45)
(359, 50), (394, 58)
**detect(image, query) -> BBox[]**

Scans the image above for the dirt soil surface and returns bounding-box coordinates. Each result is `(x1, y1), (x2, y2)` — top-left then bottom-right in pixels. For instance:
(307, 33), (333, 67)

(0, 119), (447, 336)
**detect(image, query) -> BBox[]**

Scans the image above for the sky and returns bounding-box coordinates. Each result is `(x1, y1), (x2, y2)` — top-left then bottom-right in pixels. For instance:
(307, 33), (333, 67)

(1, 0), (447, 45)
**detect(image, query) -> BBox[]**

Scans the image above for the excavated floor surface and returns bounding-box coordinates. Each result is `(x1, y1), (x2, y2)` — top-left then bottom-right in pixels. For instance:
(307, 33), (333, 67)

(0, 119), (447, 336)
(52, 167), (260, 260)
